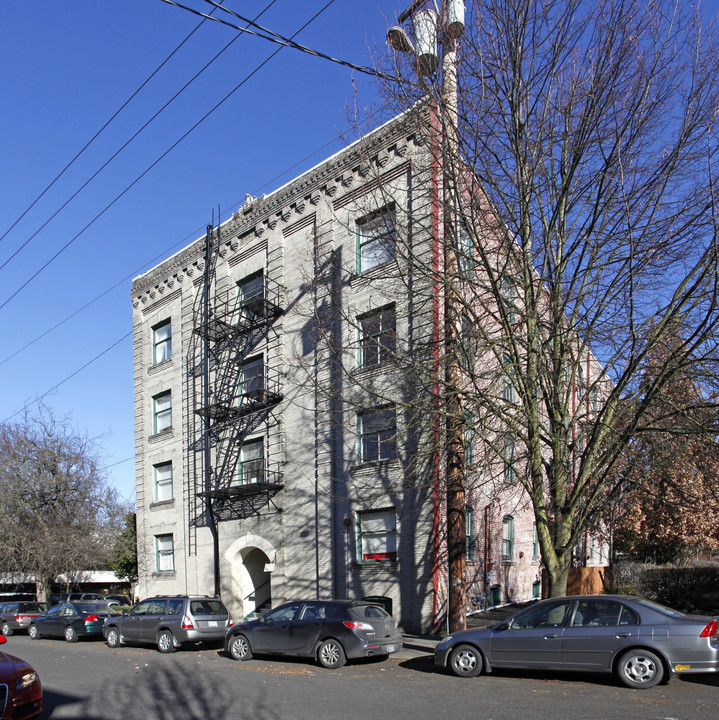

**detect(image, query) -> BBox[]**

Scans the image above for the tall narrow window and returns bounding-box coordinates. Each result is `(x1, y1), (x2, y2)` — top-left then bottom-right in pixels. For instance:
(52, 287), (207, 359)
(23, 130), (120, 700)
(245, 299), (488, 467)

(466, 506), (475, 561)
(357, 208), (396, 273)
(357, 407), (396, 463)
(357, 508), (397, 561)
(155, 534), (175, 573)
(461, 314), (477, 370)
(358, 305), (396, 367)
(239, 355), (265, 401)
(504, 434), (516, 483)
(238, 438), (265, 484)
(154, 462), (173, 502)
(501, 276), (515, 323)
(502, 515), (514, 561)
(464, 414), (476, 467)
(532, 522), (539, 561)
(459, 224), (474, 277)
(153, 391), (172, 434)
(238, 271), (265, 318)
(503, 353), (515, 403)
(152, 320), (172, 364)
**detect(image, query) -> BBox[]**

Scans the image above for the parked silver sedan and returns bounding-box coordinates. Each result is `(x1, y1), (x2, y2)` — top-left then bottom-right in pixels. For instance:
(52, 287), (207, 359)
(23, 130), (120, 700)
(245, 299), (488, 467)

(434, 595), (719, 688)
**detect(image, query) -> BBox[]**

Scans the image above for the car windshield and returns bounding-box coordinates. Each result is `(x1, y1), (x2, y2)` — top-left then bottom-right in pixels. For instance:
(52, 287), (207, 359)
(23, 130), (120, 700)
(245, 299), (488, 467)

(17, 603), (46, 613)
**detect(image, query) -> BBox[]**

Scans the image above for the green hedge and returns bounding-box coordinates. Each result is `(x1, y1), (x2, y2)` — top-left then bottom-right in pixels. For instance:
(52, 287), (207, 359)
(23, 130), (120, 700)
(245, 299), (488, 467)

(639, 566), (719, 614)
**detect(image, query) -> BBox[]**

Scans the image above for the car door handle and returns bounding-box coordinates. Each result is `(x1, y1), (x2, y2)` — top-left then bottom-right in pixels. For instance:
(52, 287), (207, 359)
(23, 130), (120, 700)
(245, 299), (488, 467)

(543, 634), (558, 639)
(615, 632), (631, 638)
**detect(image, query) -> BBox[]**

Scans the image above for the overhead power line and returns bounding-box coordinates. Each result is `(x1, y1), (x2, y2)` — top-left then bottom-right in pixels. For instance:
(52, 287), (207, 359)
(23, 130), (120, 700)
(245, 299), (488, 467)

(159, 0), (396, 81)
(0, 0), (229, 251)
(0, 0), (332, 313)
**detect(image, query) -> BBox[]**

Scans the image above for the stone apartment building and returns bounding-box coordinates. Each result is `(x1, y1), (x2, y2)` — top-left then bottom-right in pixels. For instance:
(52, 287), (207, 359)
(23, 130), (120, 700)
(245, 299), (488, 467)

(131, 110), (606, 633)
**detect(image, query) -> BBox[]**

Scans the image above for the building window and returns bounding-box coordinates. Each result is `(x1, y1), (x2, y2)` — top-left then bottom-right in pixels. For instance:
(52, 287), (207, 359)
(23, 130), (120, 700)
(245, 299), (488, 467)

(502, 515), (514, 561)
(357, 407), (396, 463)
(501, 276), (515, 323)
(533, 522), (539, 561)
(466, 506), (475, 561)
(461, 314), (477, 371)
(357, 508), (397, 562)
(504, 434), (515, 483)
(152, 320), (172, 364)
(464, 414), (476, 467)
(358, 305), (396, 368)
(238, 271), (265, 317)
(238, 437), (264, 484)
(459, 224), (474, 277)
(154, 462), (173, 503)
(153, 391), (172, 434)
(239, 355), (265, 401)
(155, 534), (175, 573)
(503, 353), (515, 403)
(357, 208), (396, 273)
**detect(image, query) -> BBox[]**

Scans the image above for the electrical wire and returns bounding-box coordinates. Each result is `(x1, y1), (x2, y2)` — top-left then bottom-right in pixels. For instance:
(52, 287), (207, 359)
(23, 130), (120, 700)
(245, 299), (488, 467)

(0, 0), (333, 313)
(0, 0), (281, 276)
(159, 0), (397, 81)
(0, 0), (229, 251)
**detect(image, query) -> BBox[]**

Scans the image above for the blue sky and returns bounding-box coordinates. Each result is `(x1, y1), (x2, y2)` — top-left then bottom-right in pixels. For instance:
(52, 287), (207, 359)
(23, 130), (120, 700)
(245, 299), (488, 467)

(0, 0), (404, 502)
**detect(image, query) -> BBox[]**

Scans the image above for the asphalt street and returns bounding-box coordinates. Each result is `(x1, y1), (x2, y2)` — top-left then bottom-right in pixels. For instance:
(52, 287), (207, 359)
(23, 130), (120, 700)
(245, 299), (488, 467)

(4, 632), (719, 720)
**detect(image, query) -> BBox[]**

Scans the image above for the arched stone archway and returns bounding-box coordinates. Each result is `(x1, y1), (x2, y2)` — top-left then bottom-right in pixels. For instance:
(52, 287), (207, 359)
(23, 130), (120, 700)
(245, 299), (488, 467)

(225, 533), (277, 620)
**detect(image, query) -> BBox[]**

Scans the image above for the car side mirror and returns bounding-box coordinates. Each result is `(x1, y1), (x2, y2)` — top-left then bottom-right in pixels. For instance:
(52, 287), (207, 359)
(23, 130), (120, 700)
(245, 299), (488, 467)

(494, 621), (510, 632)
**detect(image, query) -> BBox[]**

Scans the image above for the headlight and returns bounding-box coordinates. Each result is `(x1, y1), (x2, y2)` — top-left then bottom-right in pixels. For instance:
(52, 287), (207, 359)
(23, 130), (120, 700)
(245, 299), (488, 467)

(16, 671), (39, 690)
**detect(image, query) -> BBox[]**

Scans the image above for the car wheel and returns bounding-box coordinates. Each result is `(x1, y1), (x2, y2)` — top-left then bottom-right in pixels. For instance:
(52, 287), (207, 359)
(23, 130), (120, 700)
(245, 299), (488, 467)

(157, 630), (176, 653)
(317, 639), (346, 669)
(448, 644), (483, 678)
(106, 627), (121, 648)
(28, 624), (40, 640)
(2, 623), (13, 637)
(616, 649), (664, 689)
(228, 633), (252, 661)
(65, 625), (78, 643)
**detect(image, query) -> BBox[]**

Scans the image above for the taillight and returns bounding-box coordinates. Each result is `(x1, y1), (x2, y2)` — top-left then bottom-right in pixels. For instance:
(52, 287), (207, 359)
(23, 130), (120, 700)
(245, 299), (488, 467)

(343, 621), (373, 631)
(228, 615), (234, 627)
(84, 615), (99, 623)
(700, 620), (718, 637)
(181, 615), (195, 630)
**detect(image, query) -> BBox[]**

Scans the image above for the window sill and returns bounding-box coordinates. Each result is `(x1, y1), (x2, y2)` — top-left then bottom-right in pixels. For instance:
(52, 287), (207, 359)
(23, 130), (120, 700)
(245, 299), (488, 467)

(149, 358), (173, 375)
(148, 429), (174, 443)
(150, 500), (175, 510)
(151, 572), (176, 579)
(351, 458), (397, 473)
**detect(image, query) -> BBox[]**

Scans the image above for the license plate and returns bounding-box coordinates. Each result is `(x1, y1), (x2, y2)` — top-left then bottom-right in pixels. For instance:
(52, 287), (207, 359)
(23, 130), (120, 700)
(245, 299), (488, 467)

(208, 621), (217, 627)
(384, 644), (396, 653)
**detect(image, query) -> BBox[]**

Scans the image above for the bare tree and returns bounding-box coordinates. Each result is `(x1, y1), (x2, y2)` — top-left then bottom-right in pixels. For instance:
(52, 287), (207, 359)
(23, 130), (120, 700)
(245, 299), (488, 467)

(0, 406), (126, 600)
(367, 0), (719, 598)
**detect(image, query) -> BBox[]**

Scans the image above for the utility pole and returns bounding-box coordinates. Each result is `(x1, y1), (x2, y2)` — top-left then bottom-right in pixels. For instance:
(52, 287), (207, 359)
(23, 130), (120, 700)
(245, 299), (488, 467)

(388, 0), (467, 633)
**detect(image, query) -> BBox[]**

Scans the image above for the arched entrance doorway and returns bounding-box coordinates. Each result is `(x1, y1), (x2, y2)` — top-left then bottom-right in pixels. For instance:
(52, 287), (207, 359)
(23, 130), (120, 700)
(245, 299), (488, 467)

(225, 533), (276, 621)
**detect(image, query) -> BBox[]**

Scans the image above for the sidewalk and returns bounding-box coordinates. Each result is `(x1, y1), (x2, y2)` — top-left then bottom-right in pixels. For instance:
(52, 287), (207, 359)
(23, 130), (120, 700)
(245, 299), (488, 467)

(396, 601), (534, 660)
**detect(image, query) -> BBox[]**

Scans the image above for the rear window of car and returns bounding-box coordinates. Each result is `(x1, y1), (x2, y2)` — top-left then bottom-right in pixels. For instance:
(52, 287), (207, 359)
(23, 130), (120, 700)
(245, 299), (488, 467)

(190, 600), (227, 616)
(80, 603), (121, 615)
(17, 603), (46, 613)
(634, 598), (685, 619)
(349, 604), (390, 620)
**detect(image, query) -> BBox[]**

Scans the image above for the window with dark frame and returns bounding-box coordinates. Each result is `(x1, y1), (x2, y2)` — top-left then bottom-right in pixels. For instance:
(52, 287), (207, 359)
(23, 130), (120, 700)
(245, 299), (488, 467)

(358, 305), (396, 368)
(357, 407), (396, 463)
(238, 437), (265, 484)
(357, 208), (396, 273)
(502, 515), (514, 561)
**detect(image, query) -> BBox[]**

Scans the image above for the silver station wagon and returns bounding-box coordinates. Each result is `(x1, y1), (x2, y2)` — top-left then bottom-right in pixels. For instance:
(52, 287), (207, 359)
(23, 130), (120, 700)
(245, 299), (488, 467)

(104, 595), (232, 653)
(434, 595), (719, 688)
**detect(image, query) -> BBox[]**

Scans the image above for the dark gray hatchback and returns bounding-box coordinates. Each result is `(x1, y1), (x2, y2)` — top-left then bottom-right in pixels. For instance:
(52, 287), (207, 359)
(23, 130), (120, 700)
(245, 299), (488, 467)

(103, 595), (232, 653)
(225, 599), (402, 668)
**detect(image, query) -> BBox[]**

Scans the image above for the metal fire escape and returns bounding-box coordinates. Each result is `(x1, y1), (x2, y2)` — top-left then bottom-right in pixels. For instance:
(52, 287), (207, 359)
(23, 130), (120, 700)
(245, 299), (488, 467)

(186, 224), (285, 553)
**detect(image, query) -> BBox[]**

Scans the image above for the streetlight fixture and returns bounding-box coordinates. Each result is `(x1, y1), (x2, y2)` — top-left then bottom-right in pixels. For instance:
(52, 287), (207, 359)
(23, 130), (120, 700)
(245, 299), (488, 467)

(387, 0), (468, 634)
